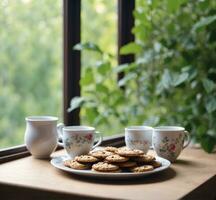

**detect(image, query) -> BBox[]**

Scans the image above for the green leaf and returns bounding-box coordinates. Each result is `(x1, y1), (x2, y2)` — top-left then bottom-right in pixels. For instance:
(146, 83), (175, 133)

(132, 24), (148, 41)
(112, 95), (125, 106)
(167, 0), (178, 12)
(182, 66), (197, 80)
(113, 63), (136, 73)
(200, 135), (216, 153)
(85, 107), (99, 124)
(67, 96), (85, 112)
(156, 82), (164, 94)
(118, 73), (136, 87)
(96, 61), (111, 75)
(161, 69), (172, 89)
(202, 79), (215, 93)
(151, 0), (160, 8)
(73, 42), (103, 54)
(120, 42), (142, 55)
(133, 10), (145, 21)
(172, 72), (188, 87)
(113, 64), (130, 73)
(167, 0), (187, 12)
(205, 97), (216, 113)
(81, 97), (97, 108)
(80, 68), (94, 86)
(96, 84), (109, 94)
(207, 130), (216, 139)
(160, 70), (188, 89)
(94, 115), (109, 126)
(136, 57), (148, 65)
(110, 91), (125, 106)
(192, 15), (216, 32)
(209, 68), (216, 74)
(119, 114), (128, 125)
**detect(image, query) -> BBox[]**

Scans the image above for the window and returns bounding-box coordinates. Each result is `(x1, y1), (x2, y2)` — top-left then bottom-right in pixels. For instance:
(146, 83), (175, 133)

(0, 0), (133, 150)
(0, 0), (62, 148)
(80, 0), (118, 135)
(0, 0), (215, 162)
(82, 1), (117, 66)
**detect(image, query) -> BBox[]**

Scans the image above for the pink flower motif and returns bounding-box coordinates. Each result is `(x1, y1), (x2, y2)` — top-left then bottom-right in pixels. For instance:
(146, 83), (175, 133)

(168, 144), (176, 152)
(85, 134), (93, 141)
(143, 141), (148, 145)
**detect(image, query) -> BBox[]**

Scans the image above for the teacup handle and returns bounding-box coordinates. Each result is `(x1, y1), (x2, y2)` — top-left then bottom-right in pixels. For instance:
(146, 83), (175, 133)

(183, 131), (191, 149)
(57, 123), (65, 147)
(92, 131), (103, 149)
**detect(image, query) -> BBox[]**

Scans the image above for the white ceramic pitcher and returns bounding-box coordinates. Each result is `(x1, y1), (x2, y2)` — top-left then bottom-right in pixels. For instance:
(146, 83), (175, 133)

(24, 116), (63, 158)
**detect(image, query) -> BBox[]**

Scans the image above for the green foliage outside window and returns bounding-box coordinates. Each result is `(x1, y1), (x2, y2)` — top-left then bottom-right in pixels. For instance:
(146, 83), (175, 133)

(0, 0), (62, 148)
(70, 0), (216, 153)
(0, 0), (116, 148)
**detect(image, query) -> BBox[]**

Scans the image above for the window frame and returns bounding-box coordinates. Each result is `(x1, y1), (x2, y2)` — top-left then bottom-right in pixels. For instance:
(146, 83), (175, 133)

(63, 0), (81, 126)
(0, 0), (135, 161)
(117, 0), (135, 82)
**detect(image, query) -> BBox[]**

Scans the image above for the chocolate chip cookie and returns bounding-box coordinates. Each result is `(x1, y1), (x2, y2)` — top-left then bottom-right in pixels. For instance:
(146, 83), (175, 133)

(92, 162), (119, 172)
(133, 154), (156, 163)
(89, 150), (113, 159)
(105, 154), (129, 163)
(104, 146), (118, 153)
(117, 161), (137, 168)
(131, 165), (154, 173)
(64, 160), (90, 170)
(116, 148), (144, 157)
(75, 155), (99, 163)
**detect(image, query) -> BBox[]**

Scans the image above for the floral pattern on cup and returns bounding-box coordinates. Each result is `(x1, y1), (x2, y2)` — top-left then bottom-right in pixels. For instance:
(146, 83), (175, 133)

(126, 139), (149, 146)
(153, 134), (184, 162)
(125, 136), (151, 153)
(125, 126), (153, 153)
(64, 134), (93, 149)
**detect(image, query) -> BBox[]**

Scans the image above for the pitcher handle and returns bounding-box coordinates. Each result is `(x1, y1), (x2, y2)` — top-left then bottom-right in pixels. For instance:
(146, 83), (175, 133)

(183, 131), (191, 149)
(92, 131), (103, 149)
(57, 123), (64, 147)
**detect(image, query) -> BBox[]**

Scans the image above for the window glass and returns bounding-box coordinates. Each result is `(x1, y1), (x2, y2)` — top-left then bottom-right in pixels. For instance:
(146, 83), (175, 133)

(0, 0), (62, 148)
(81, 1), (118, 136)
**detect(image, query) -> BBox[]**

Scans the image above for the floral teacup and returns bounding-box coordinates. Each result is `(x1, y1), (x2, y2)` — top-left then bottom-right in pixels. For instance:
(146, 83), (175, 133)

(125, 126), (153, 153)
(153, 126), (191, 162)
(58, 126), (102, 158)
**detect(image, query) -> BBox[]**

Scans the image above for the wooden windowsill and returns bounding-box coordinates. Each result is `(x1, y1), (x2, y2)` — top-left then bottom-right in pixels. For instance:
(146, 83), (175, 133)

(0, 136), (216, 200)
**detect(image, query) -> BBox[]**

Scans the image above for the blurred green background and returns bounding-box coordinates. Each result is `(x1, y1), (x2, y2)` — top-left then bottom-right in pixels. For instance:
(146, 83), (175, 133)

(0, 0), (62, 148)
(0, 0), (116, 148)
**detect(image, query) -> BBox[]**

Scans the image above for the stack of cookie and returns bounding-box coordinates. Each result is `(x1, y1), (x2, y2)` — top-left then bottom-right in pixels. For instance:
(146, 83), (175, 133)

(64, 146), (161, 173)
